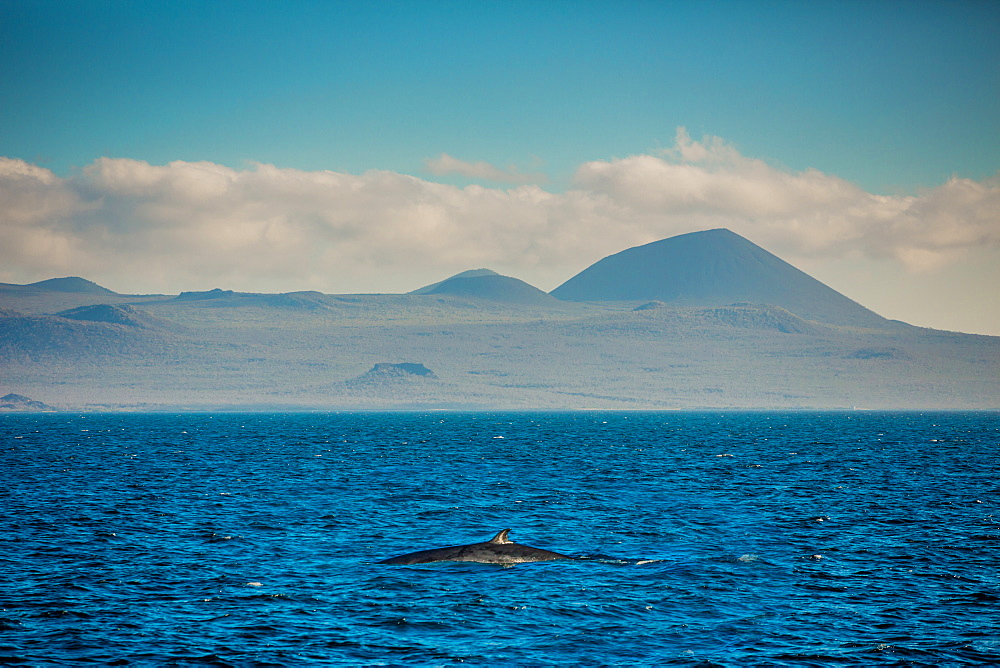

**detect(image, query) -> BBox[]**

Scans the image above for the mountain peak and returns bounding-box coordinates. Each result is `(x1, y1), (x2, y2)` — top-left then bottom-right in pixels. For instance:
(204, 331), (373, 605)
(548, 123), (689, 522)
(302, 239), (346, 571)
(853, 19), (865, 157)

(416, 272), (560, 306)
(409, 269), (500, 295)
(550, 229), (886, 327)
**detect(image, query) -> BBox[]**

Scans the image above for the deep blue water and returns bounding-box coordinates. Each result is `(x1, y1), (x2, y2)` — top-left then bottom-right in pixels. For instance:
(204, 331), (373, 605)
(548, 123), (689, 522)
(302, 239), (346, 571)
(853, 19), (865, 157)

(1, 411), (998, 666)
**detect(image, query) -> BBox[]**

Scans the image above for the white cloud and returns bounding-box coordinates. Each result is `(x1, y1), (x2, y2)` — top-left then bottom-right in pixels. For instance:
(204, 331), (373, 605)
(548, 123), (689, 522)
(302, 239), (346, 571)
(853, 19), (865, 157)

(424, 153), (547, 185)
(1, 130), (998, 299)
(572, 128), (1000, 272)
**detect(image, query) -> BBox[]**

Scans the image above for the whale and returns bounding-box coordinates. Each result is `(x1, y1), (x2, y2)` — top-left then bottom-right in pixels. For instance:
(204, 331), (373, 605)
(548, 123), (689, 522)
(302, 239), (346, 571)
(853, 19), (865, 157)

(377, 528), (573, 565)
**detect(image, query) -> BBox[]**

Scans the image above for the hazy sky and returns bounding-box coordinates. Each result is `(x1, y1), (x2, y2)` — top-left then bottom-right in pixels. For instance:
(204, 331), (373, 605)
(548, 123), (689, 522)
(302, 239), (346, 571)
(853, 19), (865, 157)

(2, 1), (999, 334)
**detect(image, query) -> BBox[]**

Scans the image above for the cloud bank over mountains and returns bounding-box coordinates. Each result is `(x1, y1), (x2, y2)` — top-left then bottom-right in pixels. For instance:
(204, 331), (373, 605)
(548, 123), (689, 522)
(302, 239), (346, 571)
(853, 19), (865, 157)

(2, 129), (998, 296)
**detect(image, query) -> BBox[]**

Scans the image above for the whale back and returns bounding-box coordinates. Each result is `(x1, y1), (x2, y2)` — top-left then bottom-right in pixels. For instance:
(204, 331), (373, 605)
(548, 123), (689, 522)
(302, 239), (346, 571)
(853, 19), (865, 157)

(378, 528), (571, 565)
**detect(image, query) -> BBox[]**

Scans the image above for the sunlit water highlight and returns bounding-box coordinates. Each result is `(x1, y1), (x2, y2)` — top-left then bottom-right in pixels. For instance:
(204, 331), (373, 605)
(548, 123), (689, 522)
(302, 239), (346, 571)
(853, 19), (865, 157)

(2, 411), (998, 665)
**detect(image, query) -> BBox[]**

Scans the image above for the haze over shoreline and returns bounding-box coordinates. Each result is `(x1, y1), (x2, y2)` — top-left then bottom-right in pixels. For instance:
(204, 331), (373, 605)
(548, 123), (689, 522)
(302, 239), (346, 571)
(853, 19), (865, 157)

(3, 229), (997, 412)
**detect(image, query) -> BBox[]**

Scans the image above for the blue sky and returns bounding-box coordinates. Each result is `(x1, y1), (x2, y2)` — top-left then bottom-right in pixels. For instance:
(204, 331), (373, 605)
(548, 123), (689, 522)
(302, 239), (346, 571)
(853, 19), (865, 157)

(5, 1), (997, 190)
(2, 1), (999, 334)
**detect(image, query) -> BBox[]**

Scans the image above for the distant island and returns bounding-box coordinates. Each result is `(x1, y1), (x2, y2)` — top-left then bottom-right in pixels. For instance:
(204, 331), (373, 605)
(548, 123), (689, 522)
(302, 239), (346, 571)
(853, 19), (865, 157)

(0, 393), (55, 412)
(1, 229), (997, 411)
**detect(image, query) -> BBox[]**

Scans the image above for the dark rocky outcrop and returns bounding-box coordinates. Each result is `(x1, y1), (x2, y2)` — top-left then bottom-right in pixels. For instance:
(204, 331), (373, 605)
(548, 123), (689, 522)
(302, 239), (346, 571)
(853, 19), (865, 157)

(174, 288), (238, 302)
(361, 363), (437, 379)
(345, 363), (439, 388)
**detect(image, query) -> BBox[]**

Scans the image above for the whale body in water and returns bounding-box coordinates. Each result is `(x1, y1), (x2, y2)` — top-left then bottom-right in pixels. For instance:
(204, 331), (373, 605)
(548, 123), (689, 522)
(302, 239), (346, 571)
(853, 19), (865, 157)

(377, 528), (572, 565)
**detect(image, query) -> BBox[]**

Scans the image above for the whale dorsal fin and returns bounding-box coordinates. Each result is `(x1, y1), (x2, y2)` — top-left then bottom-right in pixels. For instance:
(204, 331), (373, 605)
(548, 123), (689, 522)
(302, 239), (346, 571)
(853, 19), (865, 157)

(489, 528), (512, 544)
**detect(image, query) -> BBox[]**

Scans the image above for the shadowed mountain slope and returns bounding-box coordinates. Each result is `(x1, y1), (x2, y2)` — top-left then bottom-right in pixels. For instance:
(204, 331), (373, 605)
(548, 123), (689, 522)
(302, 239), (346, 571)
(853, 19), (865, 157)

(57, 304), (179, 330)
(696, 304), (826, 336)
(0, 313), (162, 360)
(58, 304), (149, 327)
(421, 273), (561, 306)
(550, 229), (887, 328)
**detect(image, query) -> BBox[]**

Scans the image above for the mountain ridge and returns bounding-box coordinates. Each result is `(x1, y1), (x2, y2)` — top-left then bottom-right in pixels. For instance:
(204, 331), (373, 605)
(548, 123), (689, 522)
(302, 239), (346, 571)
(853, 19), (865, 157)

(0, 229), (954, 331)
(27, 277), (117, 294)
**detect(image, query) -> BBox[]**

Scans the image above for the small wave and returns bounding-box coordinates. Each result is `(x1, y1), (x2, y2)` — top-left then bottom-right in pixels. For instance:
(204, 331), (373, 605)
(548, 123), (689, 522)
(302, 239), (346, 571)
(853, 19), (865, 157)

(575, 554), (666, 566)
(202, 532), (241, 543)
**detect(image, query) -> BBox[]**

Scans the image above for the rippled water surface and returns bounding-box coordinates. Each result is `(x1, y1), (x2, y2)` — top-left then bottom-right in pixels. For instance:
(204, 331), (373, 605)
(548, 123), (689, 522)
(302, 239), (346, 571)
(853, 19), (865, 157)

(2, 411), (999, 666)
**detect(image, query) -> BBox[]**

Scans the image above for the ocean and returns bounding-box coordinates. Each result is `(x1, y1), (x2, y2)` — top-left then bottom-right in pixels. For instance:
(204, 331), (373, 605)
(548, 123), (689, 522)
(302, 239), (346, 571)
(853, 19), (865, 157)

(2, 411), (998, 666)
